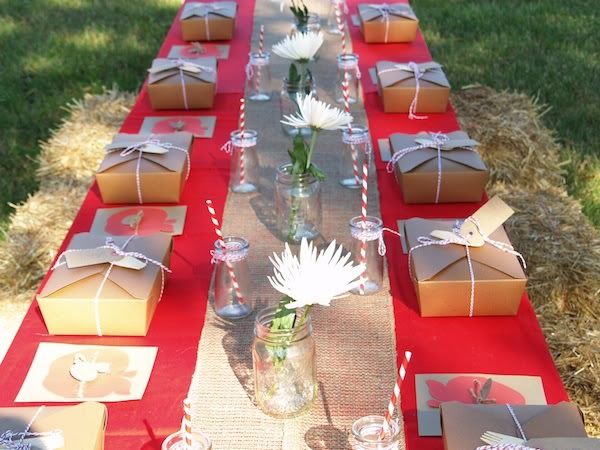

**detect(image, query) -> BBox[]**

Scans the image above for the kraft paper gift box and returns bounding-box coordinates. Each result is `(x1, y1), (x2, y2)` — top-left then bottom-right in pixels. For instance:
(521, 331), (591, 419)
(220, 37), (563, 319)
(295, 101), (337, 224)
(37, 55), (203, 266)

(358, 3), (419, 43)
(402, 197), (527, 317)
(147, 57), (217, 110)
(180, 1), (237, 41)
(440, 402), (588, 450)
(0, 402), (107, 450)
(375, 60), (450, 113)
(389, 131), (488, 204)
(37, 232), (172, 336)
(96, 131), (193, 204)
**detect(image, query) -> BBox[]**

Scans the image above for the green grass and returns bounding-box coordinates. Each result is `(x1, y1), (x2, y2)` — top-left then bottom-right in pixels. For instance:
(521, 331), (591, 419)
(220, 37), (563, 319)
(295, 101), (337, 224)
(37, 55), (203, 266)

(413, 0), (600, 226)
(0, 0), (180, 225)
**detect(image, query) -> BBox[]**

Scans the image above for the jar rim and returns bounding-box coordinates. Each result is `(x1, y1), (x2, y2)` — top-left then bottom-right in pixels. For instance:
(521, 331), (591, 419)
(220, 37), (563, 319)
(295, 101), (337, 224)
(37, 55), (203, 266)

(349, 215), (383, 230)
(342, 126), (369, 136)
(230, 129), (258, 141)
(214, 236), (250, 252)
(276, 163), (320, 184)
(351, 415), (401, 444)
(254, 305), (312, 342)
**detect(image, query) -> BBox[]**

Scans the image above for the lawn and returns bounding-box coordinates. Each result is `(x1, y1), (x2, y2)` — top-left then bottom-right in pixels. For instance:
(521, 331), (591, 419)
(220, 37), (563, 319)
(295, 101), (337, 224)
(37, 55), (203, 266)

(0, 0), (180, 227)
(0, 0), (598, 228)
(413, 0), (600, 226)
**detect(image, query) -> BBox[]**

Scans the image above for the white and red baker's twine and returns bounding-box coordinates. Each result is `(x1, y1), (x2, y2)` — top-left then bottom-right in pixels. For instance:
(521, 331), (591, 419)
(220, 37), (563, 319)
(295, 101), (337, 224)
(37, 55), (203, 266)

(205, 200), (245, 304)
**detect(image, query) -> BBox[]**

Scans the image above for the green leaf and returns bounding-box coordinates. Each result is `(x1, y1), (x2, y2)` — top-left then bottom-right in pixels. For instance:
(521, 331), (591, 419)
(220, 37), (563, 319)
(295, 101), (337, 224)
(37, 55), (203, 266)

(270, 296), (297, 332)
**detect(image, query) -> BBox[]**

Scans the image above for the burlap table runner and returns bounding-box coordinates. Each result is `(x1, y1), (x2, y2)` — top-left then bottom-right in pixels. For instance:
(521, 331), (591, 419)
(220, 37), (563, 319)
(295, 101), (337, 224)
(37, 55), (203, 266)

(188, 1), (401, 448)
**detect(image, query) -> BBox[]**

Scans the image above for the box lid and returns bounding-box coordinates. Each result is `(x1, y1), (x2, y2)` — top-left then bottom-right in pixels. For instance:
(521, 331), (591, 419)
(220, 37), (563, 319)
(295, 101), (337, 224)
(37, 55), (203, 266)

(181, 1), (237, 19)
(148, 57), (217, 85)
(376, 60), (450, 89)
(358, 3), (417, 22)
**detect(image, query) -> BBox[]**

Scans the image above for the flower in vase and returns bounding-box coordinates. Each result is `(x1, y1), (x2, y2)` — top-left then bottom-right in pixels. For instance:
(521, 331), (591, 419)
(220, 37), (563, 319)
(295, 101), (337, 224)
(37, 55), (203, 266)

(272, 31), (324, 63)
(281, 93), (353, 131)
(268, 238), (365, 309)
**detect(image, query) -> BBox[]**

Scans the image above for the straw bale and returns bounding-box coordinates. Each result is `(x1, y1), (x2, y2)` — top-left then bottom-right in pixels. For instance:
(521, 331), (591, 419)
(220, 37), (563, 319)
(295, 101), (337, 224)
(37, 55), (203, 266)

(0, 88), (133, 360)
(452, 85), (566, 190)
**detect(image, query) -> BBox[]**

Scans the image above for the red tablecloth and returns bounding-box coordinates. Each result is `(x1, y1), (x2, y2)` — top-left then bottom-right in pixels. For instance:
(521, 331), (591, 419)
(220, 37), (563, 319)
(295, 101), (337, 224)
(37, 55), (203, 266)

(0, 1), (567, 449)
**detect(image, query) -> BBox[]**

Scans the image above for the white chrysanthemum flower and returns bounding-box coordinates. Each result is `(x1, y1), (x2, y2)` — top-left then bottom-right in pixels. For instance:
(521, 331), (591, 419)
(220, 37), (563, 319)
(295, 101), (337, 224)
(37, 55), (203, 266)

(271, 31), (324, 62)
(268, 238), (365, 309)
(281, 93), (353, 131)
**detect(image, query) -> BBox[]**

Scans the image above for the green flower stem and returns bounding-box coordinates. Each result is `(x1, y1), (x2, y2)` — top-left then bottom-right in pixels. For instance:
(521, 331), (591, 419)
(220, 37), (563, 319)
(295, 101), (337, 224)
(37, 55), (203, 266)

(287, 175), (301, 242)
(305, 129), (319, 171)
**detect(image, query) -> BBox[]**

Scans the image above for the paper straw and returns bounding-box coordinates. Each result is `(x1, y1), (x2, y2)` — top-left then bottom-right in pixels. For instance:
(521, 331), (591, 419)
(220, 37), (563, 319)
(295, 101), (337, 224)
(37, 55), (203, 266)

(238, 98), (246, 185)
(342, 77), (359, 184)
(358, 154), (369, 294)
(379, 351), (412, 440)
(258, 24), (265, 56)
(205, 200), (245, 303)
(334, 2), (346, 56)
(183, 397), (193, 448)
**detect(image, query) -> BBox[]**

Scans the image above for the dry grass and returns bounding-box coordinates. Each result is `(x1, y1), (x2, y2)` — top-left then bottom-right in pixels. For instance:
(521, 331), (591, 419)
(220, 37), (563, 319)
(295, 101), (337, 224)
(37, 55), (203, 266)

(0, 88), (134, 360)
(454, 86), (600, 435)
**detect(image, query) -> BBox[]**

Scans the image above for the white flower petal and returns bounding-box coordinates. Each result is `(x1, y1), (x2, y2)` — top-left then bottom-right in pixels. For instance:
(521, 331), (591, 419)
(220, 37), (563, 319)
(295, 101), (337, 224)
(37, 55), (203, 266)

(279, 93), (353, 130)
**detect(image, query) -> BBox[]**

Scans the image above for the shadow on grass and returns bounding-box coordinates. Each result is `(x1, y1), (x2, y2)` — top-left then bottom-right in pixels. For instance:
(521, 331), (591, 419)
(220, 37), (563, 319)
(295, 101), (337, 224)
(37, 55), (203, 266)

(0, 0), (180, 222)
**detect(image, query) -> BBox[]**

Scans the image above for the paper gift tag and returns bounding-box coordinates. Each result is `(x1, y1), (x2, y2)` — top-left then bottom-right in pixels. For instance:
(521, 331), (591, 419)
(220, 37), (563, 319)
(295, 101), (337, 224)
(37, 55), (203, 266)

(415, 373), (547, 436)
(16, 343), (158, 403)
(459, 196), (514, 246)
(90, 206), (187, 237)
(140, 116), (216, 138)
(368, 67), (378, 85)
(141, 143), (169, 154)
(378, 138), (392, 162)
(168, 44), (230, 60)
(351, 14), (360, 27)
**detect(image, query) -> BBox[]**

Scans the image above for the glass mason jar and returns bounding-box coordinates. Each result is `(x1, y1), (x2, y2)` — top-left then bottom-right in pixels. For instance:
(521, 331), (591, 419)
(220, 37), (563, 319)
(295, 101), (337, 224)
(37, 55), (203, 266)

(275, 163), (322, 243)
(351, 415), (401, 450)
(326, 0), (348, 35)
(291, 12), (321, 35)
(280, 77), (317, 137)
(162, 430), (212, 450)
(228, 130), (259, 194)
(213, 237), (254, 319)
(246, 51), (272, 102)
(252, 306), (317, 418)
(340, 126), (370, 189)
(349, 216), (384, 295)
(335, 53), (360, 104)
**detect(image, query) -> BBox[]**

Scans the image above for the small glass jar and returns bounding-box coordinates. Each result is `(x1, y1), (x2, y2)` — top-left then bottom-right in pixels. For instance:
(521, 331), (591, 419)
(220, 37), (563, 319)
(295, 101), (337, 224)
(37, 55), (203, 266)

(349, 216), (384, 295)
(335, 53), (361, 104)
(228, 130), (259, 194)
(253, 306), (317, 418)
(213, 237), (253, 319)
(275, 163), (322, 243)
(326, 0), (347, 35)
(280, 77), (317, 137)
(340, 126), (370, 189)
(291, 12), (321, 35)
(162, 430), (212, 450)
(246, 51), (272, 102)
(351, 415), (401, 450)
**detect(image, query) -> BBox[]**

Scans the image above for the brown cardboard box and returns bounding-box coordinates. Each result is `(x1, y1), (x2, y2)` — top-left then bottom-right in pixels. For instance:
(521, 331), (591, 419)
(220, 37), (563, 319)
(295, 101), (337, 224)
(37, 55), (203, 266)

(376, 61), (450, 113)
(147, 57), (217, 110)
(96, 131), (193, 204)
(402, 216), (527, 317)
(358, 3), (419, 43)
(390, 131), (488, 203)
(440, 402), (587, 450)
(0, 402), (107, 450)
(180, 1), (237, 41)
(37, 232), (172, 336)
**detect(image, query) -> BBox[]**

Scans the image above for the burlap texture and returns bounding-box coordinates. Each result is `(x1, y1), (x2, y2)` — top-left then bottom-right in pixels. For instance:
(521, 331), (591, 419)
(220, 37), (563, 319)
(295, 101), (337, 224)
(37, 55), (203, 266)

(188, 1), (401, 448)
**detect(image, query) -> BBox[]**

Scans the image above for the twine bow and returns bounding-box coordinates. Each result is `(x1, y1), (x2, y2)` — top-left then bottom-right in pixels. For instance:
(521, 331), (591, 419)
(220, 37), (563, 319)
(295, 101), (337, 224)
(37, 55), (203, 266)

(366, 4), (392, 42)
(220, 131), (256, 154)
(386, 132), (478, 203)
(150, 59), (214, 110)
(377, 61), (433, 119)
(53, 236), (171, 336)
(475, 445), (537, 450)
(0, 406), (64, 450)
(350, 225), (402, 256)
(105, 137), (190, 204)
(409, 217), (526, 317)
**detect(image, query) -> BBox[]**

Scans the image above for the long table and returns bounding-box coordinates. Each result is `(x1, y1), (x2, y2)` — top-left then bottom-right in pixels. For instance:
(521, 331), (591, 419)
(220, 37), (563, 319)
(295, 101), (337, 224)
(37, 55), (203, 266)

(0, 0), (568, 448)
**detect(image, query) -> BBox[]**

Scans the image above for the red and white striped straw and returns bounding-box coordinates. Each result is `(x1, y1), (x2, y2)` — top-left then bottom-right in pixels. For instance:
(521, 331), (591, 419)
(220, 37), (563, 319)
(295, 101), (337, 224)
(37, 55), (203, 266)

(379, 351), (412, 440)
(258, 24), (265, 56)
(183, 397), (193, 448)
(342, 77), (359, 184)
(358, 154), (369, 294)
(205, 200), (245, 303)
(334, 2), (347, 56)
(238, 98), (246, 185)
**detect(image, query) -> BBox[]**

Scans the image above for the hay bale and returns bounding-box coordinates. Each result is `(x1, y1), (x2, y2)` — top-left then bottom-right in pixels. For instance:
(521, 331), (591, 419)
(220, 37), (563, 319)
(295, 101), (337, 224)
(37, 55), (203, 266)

(0, 87), (133, 360)
(452, 86), (566, 190)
